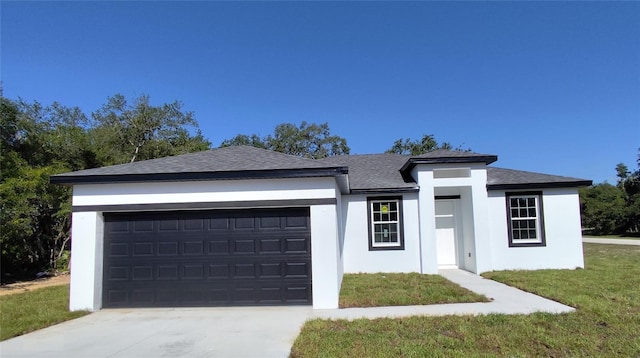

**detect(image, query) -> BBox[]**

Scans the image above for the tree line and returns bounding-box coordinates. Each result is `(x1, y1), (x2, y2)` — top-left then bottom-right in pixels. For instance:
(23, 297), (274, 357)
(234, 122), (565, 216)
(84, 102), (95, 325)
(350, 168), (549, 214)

(579, 150), (640, 235)
(0, 95), (210, 280)
(1, 93), (455, 281)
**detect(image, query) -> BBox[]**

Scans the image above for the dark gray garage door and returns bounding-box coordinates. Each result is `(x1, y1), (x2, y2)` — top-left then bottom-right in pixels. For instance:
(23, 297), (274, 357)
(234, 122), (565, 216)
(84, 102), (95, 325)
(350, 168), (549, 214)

(103, 208), (311, 308)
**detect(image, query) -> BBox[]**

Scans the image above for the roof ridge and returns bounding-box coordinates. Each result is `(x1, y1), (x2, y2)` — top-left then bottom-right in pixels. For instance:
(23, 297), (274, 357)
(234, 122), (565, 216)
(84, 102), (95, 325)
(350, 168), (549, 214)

(317, 153), (409, 159)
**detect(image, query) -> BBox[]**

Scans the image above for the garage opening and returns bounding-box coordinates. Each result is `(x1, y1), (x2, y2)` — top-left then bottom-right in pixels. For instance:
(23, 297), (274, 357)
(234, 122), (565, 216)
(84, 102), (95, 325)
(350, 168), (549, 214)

(102, 207), (311, 308)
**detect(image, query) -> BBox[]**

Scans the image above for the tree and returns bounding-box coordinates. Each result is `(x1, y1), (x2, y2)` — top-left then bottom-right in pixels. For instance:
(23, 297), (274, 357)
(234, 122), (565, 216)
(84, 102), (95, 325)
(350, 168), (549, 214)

(580, 149), (640, 235)
(1, 98), (79, 278)
(220, 121), (349, 159)
(0, 97), (22, 179)
(1, 94), (212, 280)
(386, 134), (467, 155)
(91, 94), (210, 164)
(15, 99), (96, 171)
(579, 183), (628, 235)
(616, 149), (640, 232)
(220, 134), (267, 149)
(1, 164), (71, 276)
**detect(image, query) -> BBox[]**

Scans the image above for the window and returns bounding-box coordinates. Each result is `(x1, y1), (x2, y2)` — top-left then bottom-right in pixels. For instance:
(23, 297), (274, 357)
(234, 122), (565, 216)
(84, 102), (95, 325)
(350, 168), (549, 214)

(367, 197), (404, 250)
(506, 192), (546, 247)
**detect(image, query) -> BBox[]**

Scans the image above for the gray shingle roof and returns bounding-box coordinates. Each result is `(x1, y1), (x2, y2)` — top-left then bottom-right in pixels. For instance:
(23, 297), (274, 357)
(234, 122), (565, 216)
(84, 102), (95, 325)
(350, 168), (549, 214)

(51, 146), (591, 190)
(319, 155), (591, 191)
(317, 154), (417, 192)
(51, 146), (347, 184)
(487, 167), (592, 190)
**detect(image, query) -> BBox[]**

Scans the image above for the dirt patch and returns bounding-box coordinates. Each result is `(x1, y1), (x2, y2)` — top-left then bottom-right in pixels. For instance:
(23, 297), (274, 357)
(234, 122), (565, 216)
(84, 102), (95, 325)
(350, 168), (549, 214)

(0, 273), (70, 296)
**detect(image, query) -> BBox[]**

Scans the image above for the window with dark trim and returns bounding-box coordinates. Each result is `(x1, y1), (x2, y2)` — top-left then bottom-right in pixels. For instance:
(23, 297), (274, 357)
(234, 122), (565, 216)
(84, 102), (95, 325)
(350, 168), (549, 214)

(506, 191), (546, 247)
(367, 196), (404, 250)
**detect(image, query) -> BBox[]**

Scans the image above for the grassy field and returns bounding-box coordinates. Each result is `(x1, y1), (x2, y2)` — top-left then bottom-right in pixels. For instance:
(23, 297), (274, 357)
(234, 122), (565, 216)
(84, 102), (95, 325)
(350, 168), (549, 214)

(291, 244), (640, 357)
(339, 273), (487, 308)
(0, 285), (89, 341)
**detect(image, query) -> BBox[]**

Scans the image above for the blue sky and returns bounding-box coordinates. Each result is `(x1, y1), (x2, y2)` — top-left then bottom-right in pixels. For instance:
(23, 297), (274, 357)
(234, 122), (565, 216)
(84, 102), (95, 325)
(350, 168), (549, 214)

(2, 1), (638, 183)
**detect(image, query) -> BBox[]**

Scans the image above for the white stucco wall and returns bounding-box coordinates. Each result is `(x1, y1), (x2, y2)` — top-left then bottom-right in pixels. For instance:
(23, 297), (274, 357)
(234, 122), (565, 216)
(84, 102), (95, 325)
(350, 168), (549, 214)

(487, 188), (585, 271)
(69, 211), (104, 311)
(310, 205), (341, 309)
(69, 177), (343, 310)
(341, 193), (421, 274)
(335, 188), (344, 289)
(72, 177), (338, 206)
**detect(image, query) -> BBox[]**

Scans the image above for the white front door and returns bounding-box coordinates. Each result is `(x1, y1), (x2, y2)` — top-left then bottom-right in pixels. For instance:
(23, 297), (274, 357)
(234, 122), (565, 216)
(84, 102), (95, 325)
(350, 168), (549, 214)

(435, 200), (458, 268)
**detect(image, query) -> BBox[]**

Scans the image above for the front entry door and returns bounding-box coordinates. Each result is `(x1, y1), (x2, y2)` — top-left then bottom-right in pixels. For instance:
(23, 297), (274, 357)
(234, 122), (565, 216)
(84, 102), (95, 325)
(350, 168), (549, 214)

(435, 200), (458, 268)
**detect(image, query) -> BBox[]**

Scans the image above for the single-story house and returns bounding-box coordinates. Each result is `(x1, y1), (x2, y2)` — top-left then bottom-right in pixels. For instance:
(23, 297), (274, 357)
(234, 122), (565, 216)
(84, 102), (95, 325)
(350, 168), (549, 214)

(51, 145), (592, 311)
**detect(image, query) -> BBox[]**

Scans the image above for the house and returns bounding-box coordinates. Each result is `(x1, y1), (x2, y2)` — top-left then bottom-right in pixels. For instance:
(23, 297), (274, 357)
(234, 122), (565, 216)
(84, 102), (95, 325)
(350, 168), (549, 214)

(51, 145), (592, 311)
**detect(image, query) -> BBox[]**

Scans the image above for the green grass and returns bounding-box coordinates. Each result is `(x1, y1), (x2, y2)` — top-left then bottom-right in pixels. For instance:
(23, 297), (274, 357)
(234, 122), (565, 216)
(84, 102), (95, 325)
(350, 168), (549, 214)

(339, 273), (488, 308)
(0, 285), (89, 341)
(291, 244), (640, 357)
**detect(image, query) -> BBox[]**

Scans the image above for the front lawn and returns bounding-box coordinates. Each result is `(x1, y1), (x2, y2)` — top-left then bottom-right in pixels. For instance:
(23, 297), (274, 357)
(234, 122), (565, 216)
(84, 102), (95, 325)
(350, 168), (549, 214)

(0, 285), (89, 341)
(339, 273), (488, 308)
(291, 244), (640, 357)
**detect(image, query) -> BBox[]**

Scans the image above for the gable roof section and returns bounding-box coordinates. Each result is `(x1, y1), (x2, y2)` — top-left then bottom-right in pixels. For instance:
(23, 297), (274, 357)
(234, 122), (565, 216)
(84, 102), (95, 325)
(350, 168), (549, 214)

(400, 149), (498, 174)
(317, 154), (418, 193)
(487, 167), (592, 190)
(51, 146), (348, 185)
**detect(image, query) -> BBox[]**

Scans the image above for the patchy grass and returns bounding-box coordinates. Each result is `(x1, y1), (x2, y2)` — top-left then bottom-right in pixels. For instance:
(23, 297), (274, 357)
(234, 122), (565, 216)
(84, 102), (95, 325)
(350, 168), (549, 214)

(0, 284), (89, 341)
(339, 273), (488, 308)
(291, 244), (640, 357)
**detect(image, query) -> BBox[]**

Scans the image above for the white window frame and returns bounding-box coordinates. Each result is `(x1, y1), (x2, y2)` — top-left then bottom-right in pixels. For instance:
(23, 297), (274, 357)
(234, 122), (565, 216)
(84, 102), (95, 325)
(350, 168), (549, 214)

(367, 197), (404, 250)
(506, 192), (546, 247)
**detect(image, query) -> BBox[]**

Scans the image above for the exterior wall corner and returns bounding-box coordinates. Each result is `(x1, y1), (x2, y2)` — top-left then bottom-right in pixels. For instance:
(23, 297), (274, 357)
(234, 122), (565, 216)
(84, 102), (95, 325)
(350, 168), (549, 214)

(69, 211), (103, 311)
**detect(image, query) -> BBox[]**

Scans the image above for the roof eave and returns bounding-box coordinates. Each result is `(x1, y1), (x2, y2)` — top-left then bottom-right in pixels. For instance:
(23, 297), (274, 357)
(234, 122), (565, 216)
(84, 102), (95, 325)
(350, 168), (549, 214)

(486, 180), (593, 191)
(349, 187), (420, 195)
(400, 155), (499, 173)
(50, 167), (349, 185)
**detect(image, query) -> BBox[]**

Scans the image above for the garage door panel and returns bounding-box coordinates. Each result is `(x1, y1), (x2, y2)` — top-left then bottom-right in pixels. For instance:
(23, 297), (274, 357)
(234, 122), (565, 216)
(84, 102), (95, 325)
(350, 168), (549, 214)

(103, 208), (311, 307)
(158, 265), (179, 280)
(105, 258), (310, 278)
(103, 281), (312, 307)
(133, 242), (154, 256)
(183, 241), (204, 255)
(132, 266), (153, 280)
(158, 241), (179, 256)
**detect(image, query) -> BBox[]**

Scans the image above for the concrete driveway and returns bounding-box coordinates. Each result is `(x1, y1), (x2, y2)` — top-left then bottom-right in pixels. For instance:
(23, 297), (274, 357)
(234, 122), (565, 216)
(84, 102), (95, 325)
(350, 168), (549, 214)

(0, 307), (313, 358)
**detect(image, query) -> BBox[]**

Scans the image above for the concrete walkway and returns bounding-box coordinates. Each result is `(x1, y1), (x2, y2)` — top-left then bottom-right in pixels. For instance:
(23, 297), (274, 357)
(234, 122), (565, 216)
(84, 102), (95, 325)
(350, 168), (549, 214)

(583, 237), (640, 246)
(315, 269), (574, 320)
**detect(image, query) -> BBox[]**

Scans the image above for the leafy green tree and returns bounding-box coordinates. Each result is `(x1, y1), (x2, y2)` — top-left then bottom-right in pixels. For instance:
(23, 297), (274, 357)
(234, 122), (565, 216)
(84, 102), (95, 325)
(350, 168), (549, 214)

(579, 183), (628, 235)
(1, 98), (79, 278)
(15, 100), (96, 171)
(91, 94), (210, 164)
(1, 164), (71, 276)
(220, 121), (349, 159)
(1, 94), (211, 280)
(616, 149), (640, 232)
(0, 97), (22, 179)
(220, 134), (267, 149)
(386, 134), (467, 155)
